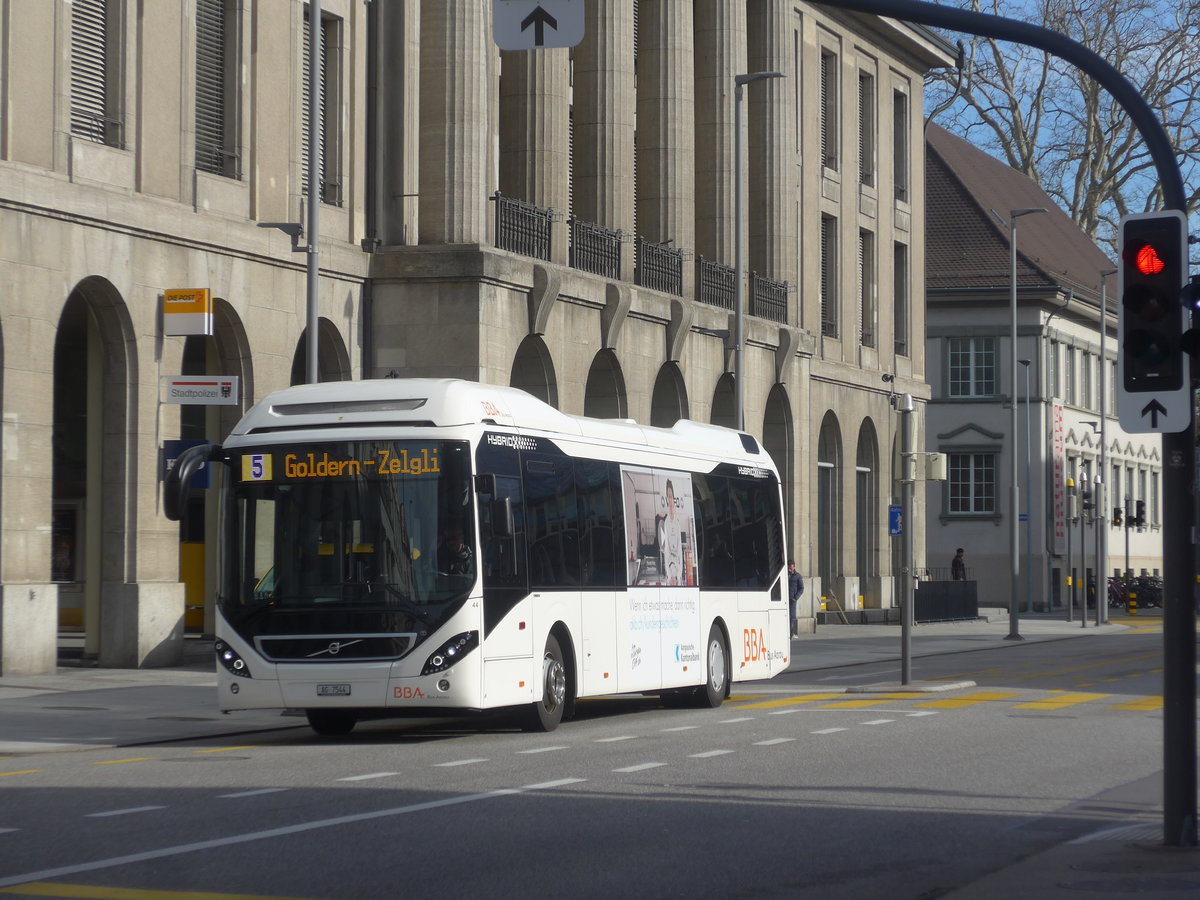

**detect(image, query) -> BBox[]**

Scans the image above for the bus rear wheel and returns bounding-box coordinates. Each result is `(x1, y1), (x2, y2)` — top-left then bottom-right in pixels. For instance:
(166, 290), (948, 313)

(699, 624), (728, 708)
(524, 634), (568, 732)
(306, 708), (358, 736)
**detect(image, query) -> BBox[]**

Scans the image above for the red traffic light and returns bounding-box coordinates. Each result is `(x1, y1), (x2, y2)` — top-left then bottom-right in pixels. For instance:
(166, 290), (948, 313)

(1132, 242), (1167, 276)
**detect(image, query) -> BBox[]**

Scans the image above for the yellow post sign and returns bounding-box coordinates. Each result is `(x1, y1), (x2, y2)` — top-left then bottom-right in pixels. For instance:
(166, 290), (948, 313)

(163, 288), (213, 336)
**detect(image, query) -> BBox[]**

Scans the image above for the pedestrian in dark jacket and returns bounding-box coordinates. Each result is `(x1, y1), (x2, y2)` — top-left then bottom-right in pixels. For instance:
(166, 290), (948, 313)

(951, 548), (966, 581)
(787, 560), (804, 636)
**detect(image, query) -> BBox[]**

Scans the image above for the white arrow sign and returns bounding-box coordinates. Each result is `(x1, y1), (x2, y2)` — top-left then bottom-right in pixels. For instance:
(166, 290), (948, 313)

(493, 1), (584, 51)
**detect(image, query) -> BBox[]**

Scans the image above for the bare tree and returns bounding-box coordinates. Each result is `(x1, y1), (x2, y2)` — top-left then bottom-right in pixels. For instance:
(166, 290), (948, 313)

(927, 0), (1200, 256)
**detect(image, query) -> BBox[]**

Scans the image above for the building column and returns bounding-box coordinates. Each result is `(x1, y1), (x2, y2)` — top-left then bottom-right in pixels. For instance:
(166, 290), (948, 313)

(499, 48), (571, 264)
(693, 0), (746, 265)
(377, 0), (421, 246)
(636, 0), (696, 292)
(747, 0), (796, 288)
(418, 0), (491, 244)
(573, 0), (636, 279)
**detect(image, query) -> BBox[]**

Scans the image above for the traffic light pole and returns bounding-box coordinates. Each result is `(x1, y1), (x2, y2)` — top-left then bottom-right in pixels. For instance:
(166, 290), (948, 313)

(808, 0), (1195, 848)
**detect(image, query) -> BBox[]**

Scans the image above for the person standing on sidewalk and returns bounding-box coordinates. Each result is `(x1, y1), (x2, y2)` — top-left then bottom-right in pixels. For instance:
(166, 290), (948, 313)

(787, 560), (804, 636)
(951, 548), (966, 581)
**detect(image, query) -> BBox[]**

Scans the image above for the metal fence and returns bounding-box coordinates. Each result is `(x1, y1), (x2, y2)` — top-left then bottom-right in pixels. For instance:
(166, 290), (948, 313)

(697, 256), (735, 310)
(569, 218), (621, 279)
(635, 237), (683, 296)
(494, 193), (552, 261)
(750, 271), (788, 322)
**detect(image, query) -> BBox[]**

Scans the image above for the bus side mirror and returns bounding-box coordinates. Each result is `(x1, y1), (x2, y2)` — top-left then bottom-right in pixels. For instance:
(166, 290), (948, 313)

(491, 497), (514, 539)
(164, 443), (221, 521)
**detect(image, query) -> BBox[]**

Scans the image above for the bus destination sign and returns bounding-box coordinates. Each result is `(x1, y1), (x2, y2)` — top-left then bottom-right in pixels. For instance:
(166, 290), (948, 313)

(241, 446), (442, 482)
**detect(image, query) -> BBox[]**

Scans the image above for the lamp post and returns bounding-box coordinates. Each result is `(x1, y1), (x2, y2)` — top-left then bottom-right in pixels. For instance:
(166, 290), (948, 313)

(1019, 358), (1032, 612)
(1001, 207), (1046, 640)
(1097, 268), (1117, 625)
(733, 70), (784, 431)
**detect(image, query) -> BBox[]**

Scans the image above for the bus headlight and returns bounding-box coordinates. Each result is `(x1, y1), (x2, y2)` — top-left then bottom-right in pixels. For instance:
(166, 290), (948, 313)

(215, 640), (252, 678)
(421, 631), (478, 675)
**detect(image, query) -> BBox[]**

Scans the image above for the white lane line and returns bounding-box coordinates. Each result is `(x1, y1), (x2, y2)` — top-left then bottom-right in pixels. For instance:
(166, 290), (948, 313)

(85, 806), (168, 818)
(595, 736), (637, 743)
(660, 725), (698, 732)
(719, 717), (754, 724)
(860, 719), (895, 726)
(906, 711), (938, 717)
(0, 778), (587, 890)
(219, 788), (289, 798)
(753, 738), (795, 746)
(812, 727), (848, 735)
(0, 828), (18, 835)
(517, 746), (569, 754)
(432, 759), (488, 768)
(767, 709), (800, 716)
(338, 772), (400, 781)
(689, 750), (735, 758)
(613, 762), (667, 773)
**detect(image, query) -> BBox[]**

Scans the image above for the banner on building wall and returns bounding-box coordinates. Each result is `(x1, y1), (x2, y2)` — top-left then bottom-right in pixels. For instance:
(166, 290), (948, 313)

(1052, 400), (1066, 556)
(162, 288), (213, 336)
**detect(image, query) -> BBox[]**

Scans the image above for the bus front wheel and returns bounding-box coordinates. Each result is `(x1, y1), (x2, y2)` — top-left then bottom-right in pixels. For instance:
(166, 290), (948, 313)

(306, 708), (358, 736)
(524, 634), (568, 732)
(699, 624), (728, 708)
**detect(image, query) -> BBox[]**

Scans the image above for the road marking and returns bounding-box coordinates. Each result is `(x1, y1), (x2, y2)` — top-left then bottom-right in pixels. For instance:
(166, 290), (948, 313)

(915, 691), (1019, 710)
(92, 758), (153, 767)
(337, 772), (400, 781)
(517, 745), (569, 754)
(689, 750), (734, 758)
(1110, 697), (1163, 711)
(719, 717), (754, 724)
(732, 693), (844, 710)
(432, 759), (487, 768)
(0, 779), (587, 890)
(753, 738), (795, 746)
(0, 881), (322, 898)
(219, 788), (289, 798)
(1012, 691), (1109, 711)
(905, 711), (938, 717)
(195, 746), (256, 754)
(612, 762), (667, 773)
(85, 807), (168, 819)
(811, 727), (847, 735)
(767, 709), (801, 715)
(0, 770), (41, 778)
(816, 698), (898, 710)
(860, 719), (894, 726)
(0, 828), (17, 835)
(660, 725), (698, 732)
(594, 736), (636, 743)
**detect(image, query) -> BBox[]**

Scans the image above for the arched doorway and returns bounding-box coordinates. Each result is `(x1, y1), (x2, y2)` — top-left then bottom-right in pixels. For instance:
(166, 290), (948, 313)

(710, 374), (736, 430)
(583, 350), (627, 418)
(291, 317), (352, 384)
(762, 385), (793, 550)
(856, 420), (880, 590)
(816, 413), (842, 597)
(51, 278), (134, 661)
(650, 363), (688, 427)
(511, 335), (558, 407)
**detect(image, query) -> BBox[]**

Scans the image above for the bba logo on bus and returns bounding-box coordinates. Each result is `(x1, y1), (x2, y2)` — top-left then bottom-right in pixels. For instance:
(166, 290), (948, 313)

(743, 628), (767, 662)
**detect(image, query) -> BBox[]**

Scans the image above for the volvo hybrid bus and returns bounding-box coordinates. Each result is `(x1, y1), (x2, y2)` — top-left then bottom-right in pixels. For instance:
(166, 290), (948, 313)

(165, 379), (789, 735)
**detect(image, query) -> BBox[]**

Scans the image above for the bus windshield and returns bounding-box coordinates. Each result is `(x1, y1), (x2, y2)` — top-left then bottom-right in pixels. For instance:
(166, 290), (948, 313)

(220, 440), (475, 649)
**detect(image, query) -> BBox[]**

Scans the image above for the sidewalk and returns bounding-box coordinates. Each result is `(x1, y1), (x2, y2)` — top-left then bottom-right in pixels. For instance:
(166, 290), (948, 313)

(1, 607), (1192, 897)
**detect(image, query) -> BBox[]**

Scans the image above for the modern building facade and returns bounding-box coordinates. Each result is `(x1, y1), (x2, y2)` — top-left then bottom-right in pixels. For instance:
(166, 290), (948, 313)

(924, 124), (1163, 611)
(0, 1), (954, 675)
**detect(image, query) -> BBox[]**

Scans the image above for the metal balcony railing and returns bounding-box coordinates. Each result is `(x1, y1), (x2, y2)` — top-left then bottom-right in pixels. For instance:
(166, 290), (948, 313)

(750, 271), (788, 323)
(697, 256), (735, 311)
(634, 237), (683, 296)
(494, 193), (552, 261)
(569, 218), (621, 279)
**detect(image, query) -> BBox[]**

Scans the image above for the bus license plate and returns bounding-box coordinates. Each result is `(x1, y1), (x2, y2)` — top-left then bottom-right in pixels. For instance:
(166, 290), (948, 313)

(317, 683), (351, 697)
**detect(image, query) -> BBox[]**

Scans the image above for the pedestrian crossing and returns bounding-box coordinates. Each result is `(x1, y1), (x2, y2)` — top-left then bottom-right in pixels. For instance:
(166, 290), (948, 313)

(729, 688), (1164, 715)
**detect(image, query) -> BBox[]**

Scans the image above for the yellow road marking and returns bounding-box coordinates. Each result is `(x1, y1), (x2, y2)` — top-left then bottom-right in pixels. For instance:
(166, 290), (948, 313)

(1013, 691), (1109, 711)
(0, 882), (315, 899)
(0, 770), (42, 778)
(915, 691), (1020, 709)
(91, 758), (153, 766)
(816, 698), (902, 709)
(1110, 696), (1164, 711)
(731, 693), (845, 710)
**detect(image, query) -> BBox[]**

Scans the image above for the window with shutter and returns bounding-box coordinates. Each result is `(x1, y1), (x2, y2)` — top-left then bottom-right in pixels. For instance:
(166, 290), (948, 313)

(302, 9), (343, 206)
(858, 72), (874, 187)
(71, 0), (123, 147)
(820, 215), (838, 337)
(893, 242), (909, 357)
(892, 89), (909, 201)
(859, 230), (876, 348)
(819, 50), (837, 170)
(195, 0), (240, 178)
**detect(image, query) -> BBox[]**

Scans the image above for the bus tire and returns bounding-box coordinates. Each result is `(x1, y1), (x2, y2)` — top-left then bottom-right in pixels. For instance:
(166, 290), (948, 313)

(698, 624), (729, 708)
(305, 708), (358, 736)
(524, 634), (568, 732)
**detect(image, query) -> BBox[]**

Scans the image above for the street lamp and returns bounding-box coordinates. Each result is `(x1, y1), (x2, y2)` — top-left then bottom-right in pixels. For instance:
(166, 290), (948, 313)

(1097, 268), (1117, 626)
(733, 70), (785, 431)
(1018, 358), (1032, 613)
(998, 207), (1046, 641)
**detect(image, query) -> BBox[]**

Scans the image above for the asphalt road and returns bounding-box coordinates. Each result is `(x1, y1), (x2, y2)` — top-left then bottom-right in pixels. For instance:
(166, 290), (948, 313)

(0, 622), (1175, 899)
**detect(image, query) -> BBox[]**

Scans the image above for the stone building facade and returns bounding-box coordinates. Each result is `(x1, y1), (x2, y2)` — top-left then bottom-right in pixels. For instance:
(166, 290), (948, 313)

(0, 0), (954, 675)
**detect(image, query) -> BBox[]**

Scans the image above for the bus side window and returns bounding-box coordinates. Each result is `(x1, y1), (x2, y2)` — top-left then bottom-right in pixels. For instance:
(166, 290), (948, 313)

(479, 474), (526, 586)
(575, 458), (619, 588)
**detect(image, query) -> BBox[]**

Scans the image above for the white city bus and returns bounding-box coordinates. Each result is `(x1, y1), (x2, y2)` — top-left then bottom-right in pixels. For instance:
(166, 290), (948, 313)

(166, 379), (789, 735)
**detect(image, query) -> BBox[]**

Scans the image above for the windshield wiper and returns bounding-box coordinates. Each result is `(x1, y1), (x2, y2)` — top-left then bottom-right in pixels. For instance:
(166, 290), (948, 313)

(363, 581), (435, 623)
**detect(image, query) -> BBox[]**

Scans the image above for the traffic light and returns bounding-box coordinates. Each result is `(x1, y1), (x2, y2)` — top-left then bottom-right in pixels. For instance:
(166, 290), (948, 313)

(1119, 211), (1188, 392)
(1134, 499), (1146, 528)
(1112, 506), (1122, 527)
(1081, 489), (1093, 514)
